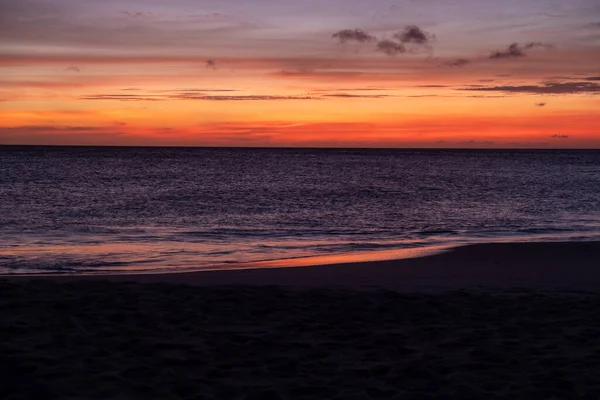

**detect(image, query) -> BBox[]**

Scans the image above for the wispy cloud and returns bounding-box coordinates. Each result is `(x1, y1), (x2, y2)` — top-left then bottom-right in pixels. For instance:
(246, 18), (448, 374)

(80, 88), (400, 102)
(1, 125), (105, 132)
(157, 88), (239, 93)
(80, 94), (164, 101)
(540, 13), (564, 18)
(80, 93), (319, 101)
(65, 66), (80, 72)
(535, 102), (547, 107)
(314, 87), (389, 92)
(172, 94), (318, 101)
(273, 69), (368, 80)
(321, 93), (390, 98)
(551, 134), (569, 139)
(459, 81), (600, 95)
(122, 11), (153, 19)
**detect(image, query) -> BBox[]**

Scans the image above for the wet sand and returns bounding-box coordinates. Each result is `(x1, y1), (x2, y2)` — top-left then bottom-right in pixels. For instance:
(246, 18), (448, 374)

(2, 241), (600, 399)
(13, 241), (600, 291)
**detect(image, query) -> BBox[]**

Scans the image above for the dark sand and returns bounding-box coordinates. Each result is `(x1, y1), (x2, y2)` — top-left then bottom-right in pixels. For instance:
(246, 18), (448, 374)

(2, 241), (600, 399)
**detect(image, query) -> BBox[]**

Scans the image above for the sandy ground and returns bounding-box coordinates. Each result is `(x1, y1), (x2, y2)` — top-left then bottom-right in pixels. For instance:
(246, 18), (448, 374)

(2, 241), (600, 399)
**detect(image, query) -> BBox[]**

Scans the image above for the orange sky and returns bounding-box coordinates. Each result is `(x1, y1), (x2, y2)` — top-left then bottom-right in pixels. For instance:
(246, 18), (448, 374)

(1, 0), (599, 148)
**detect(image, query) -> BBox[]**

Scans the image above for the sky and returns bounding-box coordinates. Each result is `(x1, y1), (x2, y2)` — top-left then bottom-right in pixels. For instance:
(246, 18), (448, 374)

(1, 0), (599, 148)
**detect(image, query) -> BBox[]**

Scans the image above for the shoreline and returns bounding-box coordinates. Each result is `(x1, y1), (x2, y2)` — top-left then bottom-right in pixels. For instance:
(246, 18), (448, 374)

(3, 230), (599, 277)
(7, 241), (600, 291)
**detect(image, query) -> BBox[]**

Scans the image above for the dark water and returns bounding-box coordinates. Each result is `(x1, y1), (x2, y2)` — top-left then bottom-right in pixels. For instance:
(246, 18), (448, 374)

(1, 147), (599, 274)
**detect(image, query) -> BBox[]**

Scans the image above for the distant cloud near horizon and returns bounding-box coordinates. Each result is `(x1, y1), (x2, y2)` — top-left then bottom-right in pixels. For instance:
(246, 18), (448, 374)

(80, 89), (398, 101)
(66, 66), (80, 72)
(536, 102), (546, 107)
(82, 93), (319, 101)
(460, 81), (600, 95)
(332, 29), (376, 43)
(321, 93), (390, 98)
(551, 134), (569, 139)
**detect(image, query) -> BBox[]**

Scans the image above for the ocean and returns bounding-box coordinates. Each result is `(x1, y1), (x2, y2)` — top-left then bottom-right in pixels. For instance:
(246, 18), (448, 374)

(1, 146), (599, 275)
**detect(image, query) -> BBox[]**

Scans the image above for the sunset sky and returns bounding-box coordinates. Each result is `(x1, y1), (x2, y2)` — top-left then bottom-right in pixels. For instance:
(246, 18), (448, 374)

(1, 0), (599, 147)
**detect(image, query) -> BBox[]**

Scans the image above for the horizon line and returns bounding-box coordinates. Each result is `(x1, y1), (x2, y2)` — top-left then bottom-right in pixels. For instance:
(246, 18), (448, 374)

(0, 144), (599, 151)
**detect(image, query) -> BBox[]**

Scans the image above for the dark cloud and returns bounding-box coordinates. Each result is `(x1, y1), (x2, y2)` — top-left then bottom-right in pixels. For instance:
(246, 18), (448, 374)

(80, 94), (163, 101)
(393, 25), (434, 45)
(489, 42), (553, 59)
(585, 76), (600, 81)
(65, 65), (80, 72)
(445, 58), (470, 67)
(490, 43), (525, 59)
(332, 25), (433, 57)
(459, 81), (600, 95)
(332, 29), (376, 43)
(206, 59), (217, 69)
(535, 102), (547, 107)
(551, 134), (569, 139)
(416, 85), (448, 88)
(376, 40), (406, 55)
(524, 41), (553, 49)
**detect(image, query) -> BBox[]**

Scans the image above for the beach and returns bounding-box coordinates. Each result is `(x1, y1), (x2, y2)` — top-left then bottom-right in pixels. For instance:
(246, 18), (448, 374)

(3, 241), (600, 399)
